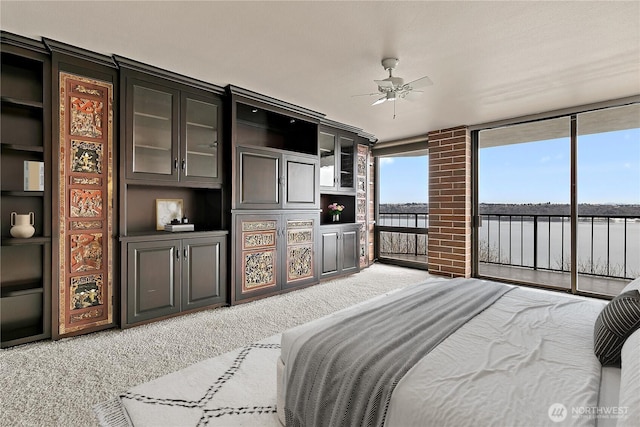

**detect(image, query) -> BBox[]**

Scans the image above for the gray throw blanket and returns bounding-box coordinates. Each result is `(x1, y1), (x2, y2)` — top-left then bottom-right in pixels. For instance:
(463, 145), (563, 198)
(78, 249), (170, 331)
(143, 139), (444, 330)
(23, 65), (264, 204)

(284, 278), (512, 427)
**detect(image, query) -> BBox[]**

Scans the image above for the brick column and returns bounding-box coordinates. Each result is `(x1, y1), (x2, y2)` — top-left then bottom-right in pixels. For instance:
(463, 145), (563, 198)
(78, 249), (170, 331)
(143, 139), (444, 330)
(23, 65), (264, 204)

(428, 126), (471, 278)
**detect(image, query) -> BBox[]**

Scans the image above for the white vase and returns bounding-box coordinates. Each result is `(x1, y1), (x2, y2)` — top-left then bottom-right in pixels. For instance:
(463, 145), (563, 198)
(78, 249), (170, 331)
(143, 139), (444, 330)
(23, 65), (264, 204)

(332, 214), (340, 222)
(10, 212), (35, 238)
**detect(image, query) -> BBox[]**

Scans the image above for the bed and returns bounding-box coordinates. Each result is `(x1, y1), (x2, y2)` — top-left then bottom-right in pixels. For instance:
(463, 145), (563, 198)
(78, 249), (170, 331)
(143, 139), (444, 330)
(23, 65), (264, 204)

(277, 277), (640, 427)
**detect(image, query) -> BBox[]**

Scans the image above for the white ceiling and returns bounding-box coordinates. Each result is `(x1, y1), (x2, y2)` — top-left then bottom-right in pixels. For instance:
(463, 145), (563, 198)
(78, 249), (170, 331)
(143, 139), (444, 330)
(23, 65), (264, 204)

(1, 1), (639, 142)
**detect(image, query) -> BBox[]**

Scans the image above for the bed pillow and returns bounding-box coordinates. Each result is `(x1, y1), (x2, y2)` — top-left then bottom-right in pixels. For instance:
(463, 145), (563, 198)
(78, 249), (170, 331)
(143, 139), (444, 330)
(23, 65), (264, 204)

(619, 277), (640, 295)
(593, 289), (640, 366)
(617, 329), (640, 427)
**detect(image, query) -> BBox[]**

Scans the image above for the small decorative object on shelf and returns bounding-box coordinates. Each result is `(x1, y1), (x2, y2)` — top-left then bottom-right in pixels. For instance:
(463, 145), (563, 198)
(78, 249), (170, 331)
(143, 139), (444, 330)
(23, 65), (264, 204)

(23, 161), (44, 191)
(156, 198), (183, 230)
(328, 203), (344, 222)
(10, 212), (35, 238)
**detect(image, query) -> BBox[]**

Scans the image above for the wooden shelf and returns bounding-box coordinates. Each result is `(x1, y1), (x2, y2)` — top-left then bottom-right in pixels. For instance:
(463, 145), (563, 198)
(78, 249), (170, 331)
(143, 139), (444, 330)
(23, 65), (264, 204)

(0, 143), (44, 153)
(1, 280), (43, 297)
(186, 150), (215, 157)
(1, 96), (43, 110)
(1, 190), (44, 197)
(134, 111), (170, 121)
(134, 144), (170, 151)
(1, 236), (50, 246)
(186, 121), (216, 130)
(0, 326), (47, 349)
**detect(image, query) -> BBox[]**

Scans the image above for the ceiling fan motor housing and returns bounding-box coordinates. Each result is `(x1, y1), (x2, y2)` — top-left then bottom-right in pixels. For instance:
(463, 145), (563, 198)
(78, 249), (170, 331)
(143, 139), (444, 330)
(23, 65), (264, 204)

(381, 57), (399, 70)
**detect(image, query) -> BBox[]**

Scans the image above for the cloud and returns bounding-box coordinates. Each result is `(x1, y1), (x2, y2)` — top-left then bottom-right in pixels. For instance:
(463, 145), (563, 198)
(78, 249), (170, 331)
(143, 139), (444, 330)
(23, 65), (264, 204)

(540, 156), (551, 163)
(379, 158), (394, 165)
(623, 162), (631, 169)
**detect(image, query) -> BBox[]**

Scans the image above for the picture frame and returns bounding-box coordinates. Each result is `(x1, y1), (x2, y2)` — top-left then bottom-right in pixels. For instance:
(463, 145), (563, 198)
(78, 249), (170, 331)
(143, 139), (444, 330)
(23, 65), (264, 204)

(155, 198), (183, 230)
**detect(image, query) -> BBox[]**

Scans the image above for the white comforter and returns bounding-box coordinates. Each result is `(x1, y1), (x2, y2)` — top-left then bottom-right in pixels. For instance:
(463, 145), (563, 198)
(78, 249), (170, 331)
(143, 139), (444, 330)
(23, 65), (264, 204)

(280, 282), (611, 427)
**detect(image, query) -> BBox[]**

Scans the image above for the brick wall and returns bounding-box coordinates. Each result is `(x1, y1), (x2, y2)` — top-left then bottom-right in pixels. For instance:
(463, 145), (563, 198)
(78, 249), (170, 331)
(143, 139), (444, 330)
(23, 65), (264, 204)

(427, 126), (471, 277)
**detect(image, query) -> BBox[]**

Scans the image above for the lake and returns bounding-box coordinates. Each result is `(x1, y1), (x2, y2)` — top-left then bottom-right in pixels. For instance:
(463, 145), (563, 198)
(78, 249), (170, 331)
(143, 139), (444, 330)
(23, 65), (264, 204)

(378, 214), (640, 278)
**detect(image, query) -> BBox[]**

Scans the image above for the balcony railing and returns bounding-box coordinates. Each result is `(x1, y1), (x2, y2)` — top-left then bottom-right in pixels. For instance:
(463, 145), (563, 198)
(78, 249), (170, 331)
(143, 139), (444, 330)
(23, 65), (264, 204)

(479, 214), (640, 280)
(377, 211), (639, 280)
(377, 213), (429, 262)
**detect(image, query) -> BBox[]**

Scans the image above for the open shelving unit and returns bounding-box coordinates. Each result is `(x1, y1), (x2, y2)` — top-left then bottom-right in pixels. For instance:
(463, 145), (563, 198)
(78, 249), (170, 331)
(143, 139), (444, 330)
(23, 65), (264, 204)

(1, 33), (52, 348)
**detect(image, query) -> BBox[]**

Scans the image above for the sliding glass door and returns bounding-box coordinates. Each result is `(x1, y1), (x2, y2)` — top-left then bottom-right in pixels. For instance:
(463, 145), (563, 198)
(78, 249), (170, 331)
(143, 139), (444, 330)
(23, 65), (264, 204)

(576, 105), (640, 295)
(475, 103), (639, 296)
(376, 153), (429, 268)
(477, 118), (572, 290)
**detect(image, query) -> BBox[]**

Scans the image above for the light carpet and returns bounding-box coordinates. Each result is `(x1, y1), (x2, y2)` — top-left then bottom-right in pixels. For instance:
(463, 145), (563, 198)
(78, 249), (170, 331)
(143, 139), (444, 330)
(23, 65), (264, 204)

(1, 263), (431, 427)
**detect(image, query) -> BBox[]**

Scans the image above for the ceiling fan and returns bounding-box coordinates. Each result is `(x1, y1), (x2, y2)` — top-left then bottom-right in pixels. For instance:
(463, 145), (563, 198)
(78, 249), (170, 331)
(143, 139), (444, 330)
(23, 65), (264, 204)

(355, 58), (433, 118)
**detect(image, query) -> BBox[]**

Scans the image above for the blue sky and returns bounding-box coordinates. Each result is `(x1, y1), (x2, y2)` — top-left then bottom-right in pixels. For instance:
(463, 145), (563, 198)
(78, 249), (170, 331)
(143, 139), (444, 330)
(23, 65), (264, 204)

(379, 156), (428, 204)
(379, 128), (640, 204)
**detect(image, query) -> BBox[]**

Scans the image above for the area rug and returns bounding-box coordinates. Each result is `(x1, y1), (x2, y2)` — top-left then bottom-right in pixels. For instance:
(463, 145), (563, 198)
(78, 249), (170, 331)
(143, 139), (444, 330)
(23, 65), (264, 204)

(94, 335), (282, 427)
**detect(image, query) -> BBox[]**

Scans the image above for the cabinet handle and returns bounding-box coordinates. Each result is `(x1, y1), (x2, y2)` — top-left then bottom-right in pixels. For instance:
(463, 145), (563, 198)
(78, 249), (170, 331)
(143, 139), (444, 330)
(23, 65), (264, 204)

(174, 158), (178, 170)
(184, 248), (188, 259)
(181, 159), (186, 170)
(176, 249), (180, 260)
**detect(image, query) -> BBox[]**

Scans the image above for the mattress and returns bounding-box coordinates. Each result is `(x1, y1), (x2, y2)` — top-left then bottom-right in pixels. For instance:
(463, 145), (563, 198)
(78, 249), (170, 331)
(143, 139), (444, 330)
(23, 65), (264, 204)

(278, 279), (616, 426)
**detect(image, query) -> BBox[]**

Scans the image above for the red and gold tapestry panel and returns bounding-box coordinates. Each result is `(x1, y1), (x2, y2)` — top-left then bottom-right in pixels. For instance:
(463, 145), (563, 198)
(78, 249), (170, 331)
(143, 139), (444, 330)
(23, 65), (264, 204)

(59, 73), (113, 335)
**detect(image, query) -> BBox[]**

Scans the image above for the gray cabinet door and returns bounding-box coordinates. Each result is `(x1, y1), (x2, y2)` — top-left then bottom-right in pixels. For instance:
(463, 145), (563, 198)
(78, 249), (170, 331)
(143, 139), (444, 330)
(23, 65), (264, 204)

(182, 236), (226, 310)
(233, 213), (281, 302)
(283, 153), (319, 209)
(321, 229), (340, 277)
(320, 224), (360, 279)
(127, 239), (181, 323)
(237, 146), (281, 209)
(180, 92), (223, 185)
(282, 213), (318, 289)
(341, 229), (359, 274)
(125, 77), (180, 182)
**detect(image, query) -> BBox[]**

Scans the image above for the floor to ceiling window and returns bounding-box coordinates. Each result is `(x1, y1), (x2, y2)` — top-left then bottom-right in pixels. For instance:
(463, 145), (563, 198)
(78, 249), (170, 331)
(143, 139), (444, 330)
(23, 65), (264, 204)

(576, 105), (640, 295)
(376, 153), (428, 268)
(475, 103), (639, 296)
(477, 118), (572, 290)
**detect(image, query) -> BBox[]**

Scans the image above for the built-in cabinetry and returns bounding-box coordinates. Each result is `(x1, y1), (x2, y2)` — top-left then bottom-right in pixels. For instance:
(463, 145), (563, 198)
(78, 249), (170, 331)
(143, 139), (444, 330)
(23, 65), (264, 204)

(229, 86), (323, 304)
(122, 232), (227, 324)
(320, 224), (360, 279)
(121, 66), (223, 186)
(316, 120), (364, 279)
(0, 33), (52, 348)
(232, 212), (317, 302)
(117, 58), (228, 327)
(236, 146), (318, 210)
(0, 31), (375, 344)
(318, 124), (356, 194)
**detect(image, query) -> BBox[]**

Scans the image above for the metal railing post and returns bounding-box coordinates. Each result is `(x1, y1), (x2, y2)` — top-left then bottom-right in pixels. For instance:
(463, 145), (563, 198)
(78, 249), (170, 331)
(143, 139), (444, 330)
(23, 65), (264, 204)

(533, 216), (538, 271)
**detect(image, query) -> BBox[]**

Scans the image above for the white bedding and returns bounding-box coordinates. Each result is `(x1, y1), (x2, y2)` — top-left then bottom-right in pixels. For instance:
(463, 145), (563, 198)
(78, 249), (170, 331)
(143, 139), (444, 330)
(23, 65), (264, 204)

(279, 282), (616, 426)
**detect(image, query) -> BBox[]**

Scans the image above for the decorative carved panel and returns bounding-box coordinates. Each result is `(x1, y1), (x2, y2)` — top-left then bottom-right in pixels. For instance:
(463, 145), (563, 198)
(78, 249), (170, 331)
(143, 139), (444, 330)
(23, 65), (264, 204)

(242, 250), (277, 292)
(357, 144), (369, 268)
(241, 220), (278, 293)
(285, 219), (314, 283)
(58, 73), (113, 335)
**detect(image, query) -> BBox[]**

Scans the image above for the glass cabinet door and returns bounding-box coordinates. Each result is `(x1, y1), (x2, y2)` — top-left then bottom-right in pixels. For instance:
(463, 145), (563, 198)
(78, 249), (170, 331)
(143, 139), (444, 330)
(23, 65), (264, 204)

(132, 85), (174, 175)
(339, 135), (354, 190)
(319, 131), (336, 188)
(184, 97), (219, 179)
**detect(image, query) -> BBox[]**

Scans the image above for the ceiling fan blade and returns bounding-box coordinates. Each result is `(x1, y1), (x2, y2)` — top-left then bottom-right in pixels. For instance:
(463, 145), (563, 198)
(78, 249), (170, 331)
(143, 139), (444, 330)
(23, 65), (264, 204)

(374, 79), (394, 89)
(351, 92), (382, 98)
(403, 90), (424, 101)
(405, 76), (433, 90)
(371, 97), (387, 106)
